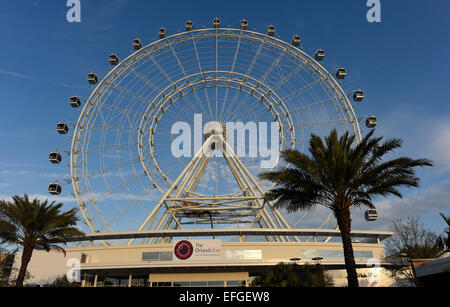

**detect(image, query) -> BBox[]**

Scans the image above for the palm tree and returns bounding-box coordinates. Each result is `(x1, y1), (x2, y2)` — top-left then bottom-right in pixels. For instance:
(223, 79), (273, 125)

(0, 195), (84, 287)
(259, 129), (432, 287)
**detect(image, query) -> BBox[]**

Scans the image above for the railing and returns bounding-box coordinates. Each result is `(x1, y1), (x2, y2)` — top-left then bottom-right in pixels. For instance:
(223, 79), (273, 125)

(67, 228), (393, 243)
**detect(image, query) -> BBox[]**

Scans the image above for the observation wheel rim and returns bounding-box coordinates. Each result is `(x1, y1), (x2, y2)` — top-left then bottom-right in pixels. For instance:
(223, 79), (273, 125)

(69, 26), (362, 234)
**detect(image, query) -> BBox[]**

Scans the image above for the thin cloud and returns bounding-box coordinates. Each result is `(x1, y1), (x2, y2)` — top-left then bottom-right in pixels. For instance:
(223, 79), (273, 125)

(0, 170), (66, 178)
(347, 180), (450, 232)
(280, 180), (450, 234)
(85, 0), (128, 31)
(375, 110), (450, 173)
(0, 189), (160, 208)
(427, 121), (450, 172)
(0, 194), (77, 204)
(0, 162), (50, 169)
(0, 69), (32, 79)
(102, 0), (128, 18)
(0, 68), (89, 89)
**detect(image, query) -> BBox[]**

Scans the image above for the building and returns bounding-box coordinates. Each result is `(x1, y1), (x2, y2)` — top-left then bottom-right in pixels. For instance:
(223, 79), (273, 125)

(10, 228), (396, 287)
(412, 254), (450, 287)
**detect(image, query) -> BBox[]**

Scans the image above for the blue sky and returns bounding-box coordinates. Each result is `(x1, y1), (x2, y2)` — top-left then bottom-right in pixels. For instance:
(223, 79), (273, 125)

(0, 0), (449, 236)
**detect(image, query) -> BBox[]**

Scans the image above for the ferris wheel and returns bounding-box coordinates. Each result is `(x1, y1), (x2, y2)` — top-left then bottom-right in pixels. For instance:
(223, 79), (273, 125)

(48, 19), (377, 243)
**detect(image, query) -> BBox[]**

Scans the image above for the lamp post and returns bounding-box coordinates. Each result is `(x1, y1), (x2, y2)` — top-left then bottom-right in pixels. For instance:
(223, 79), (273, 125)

(290, 258), (301, 270)
(312, 257), (323, 266)
(290, 257), (302, 283)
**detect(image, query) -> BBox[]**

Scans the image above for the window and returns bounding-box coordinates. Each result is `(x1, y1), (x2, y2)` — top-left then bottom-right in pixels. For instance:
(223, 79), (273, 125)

(207, 281), (225, 287)
(82, 273), (94, 287)
(225, 250), (262, 260)
(226, 280), (246, 287)
(97, 276), (129, 287)
(172, 281), (225, 287)
(142, 251), (173, 262)
(152, 282), (172, 287)
(80, 254), (88, 264)
(226, 250), (243, 259)
(131, 276), (150, 287)
(354, 251), (374, 258)
(243, 250), (262, 260)
(142, 252), (159, 261)
(149, 280), (242, 287)
(301, 250), (373, 259)
(159, 252), (173, 261)
(190, 281), (207, 287)
(173, 281), (190, 287)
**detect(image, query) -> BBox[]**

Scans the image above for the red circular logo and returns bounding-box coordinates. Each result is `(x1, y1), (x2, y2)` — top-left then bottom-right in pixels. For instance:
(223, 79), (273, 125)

(174, 240), (193, 260)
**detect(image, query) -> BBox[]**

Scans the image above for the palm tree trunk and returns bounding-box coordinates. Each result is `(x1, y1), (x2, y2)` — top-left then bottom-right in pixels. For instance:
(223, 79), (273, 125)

(16, 245), (33, 287)
(336, 208), (359, 287)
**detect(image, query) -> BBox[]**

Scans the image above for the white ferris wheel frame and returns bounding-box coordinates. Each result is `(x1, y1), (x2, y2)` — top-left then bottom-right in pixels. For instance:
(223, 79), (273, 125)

(67, 26), (362, 237)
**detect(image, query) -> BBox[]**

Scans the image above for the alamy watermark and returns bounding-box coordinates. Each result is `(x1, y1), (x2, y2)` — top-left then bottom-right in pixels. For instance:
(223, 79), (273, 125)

(66, 0), (81, 23)
(66, 1), (380, 24)
(366, 258), (382, 284)
(366, 0), (381, 23)
(66, 258), (81, 283)
(170, 114), (280, 169)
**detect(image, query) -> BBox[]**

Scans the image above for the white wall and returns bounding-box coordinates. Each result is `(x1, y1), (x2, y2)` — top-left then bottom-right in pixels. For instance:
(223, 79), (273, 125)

(10, 250), (81, 286)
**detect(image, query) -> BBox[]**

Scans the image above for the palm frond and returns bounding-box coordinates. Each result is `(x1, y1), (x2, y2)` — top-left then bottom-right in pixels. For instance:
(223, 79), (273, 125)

(259, 129), (433, 213)
(0, 195), (84, 253)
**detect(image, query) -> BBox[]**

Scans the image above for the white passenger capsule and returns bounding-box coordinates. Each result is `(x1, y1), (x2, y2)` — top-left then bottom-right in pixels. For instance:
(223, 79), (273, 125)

(354, 89), (364, 102)
(365, 209), (378, 222)
(240, 19), (248, 30)
(315, 49), (325, 61)
(133, 38), (142, 50)
(213, 17), (220, 28)
(159, 28), (166, 39)
(185, 21), (193, 31)
(69, 96), (81, 108)
(87, 72), (98, 85)
(108, 54), (120, 66)
(48, 183), (62, 195)
(291, 35), (301, 46)
(336, 68), (346, 80)
(366, 116), (378, 128)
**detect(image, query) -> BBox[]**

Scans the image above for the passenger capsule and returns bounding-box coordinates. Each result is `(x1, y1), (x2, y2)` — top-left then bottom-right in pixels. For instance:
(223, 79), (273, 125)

(108, 54), (120, 66)
(315, 49), (325, 61)
(56, 122), (69, 135)
(366, 116), (378, 128)
(69, 96), (81, 108)
(159, 27), (166, 39)
(87, 73), (98, 85)
(240, 19), (248, 30)
(336, 68), (346, 80)
(353, 89), (364, 102)
(48, 183), (62, 195)
(267, 25), (275, 36)
(185, 20), (193, 31)
(365, 209), (378, 222)
(213, 17), (220, 28)
(291, 35), (301, 46)
(133, 38), (142, 50)
(49, 152), (62, 164)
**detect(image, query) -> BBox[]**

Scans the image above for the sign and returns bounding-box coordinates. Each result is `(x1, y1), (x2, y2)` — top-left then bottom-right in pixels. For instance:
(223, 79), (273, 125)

(173, 239), (222, 261)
